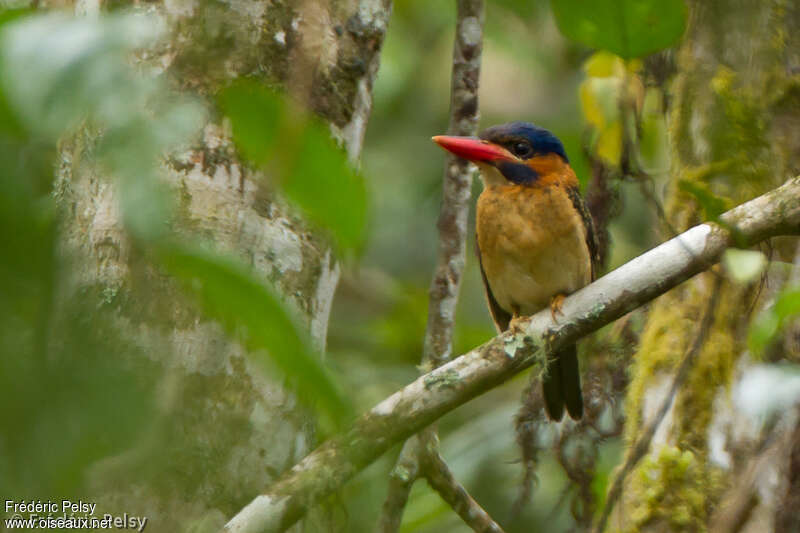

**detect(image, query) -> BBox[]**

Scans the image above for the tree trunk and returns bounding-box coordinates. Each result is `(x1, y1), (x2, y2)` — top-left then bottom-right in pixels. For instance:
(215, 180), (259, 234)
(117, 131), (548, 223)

(52, 0), (390, 531)
(615, 1), (800, 531)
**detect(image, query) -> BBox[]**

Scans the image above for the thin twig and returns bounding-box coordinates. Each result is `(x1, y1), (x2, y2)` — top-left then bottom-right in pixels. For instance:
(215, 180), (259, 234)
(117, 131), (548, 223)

(592, 274), (724, 533)
(422, 0), (485, 369)
(376, 0), (485, 531)
(421, 431), (506, 533)
(377, 438), (421, 533)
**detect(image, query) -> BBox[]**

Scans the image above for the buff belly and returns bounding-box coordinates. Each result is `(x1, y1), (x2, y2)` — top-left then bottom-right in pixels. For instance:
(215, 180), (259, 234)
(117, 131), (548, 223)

(476, 184), (591, 316)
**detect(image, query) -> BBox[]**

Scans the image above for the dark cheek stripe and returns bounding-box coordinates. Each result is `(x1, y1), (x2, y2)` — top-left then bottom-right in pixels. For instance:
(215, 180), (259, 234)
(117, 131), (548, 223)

(497, 161), (539, 185)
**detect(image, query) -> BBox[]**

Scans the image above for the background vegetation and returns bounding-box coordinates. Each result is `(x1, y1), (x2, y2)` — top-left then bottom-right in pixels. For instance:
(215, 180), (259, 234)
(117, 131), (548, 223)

(1, 0), (798, 532)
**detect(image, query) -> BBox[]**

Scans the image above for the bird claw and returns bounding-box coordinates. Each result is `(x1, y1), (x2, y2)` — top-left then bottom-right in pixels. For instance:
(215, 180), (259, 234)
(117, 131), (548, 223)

(550, 294), (566, 322)
(508, 315), (526, 336)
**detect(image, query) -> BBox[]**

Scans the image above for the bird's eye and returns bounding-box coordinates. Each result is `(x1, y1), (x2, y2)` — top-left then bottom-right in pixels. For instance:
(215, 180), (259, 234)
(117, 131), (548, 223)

(511, 142), (532, 158)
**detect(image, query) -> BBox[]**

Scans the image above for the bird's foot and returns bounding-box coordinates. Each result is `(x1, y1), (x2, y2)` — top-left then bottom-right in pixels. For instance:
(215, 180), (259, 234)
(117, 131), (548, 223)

(509, 315), (527, 336)
(550, 294), (566, 322)
(509, 306), (526, 335)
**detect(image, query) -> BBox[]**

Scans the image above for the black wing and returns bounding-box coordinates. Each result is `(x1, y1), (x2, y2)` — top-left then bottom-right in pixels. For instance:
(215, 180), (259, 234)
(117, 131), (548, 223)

(476, 236), (512, 333)
(547, 185), (595, 420)
(566, 185), (600, 280)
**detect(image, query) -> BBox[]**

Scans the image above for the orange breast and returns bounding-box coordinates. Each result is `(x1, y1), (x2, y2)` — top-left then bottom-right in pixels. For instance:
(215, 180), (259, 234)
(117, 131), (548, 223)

(476, 183), (591, 316)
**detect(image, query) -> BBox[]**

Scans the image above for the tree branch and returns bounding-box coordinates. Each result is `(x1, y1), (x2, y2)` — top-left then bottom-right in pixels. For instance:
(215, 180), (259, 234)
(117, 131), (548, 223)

(223, 176), (800, 533)
(377, 437), (421, 533)
(420, 432), (504, 533)
(377, 0), (486, 530)
(423, 0), (484, 369)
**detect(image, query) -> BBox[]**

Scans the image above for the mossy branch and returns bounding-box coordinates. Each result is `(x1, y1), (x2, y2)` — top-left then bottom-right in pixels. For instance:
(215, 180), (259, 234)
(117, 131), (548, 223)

(223, 176), (800, 533)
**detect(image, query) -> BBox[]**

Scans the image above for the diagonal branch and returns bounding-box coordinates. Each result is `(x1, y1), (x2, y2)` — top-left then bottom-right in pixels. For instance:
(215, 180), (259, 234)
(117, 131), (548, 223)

(420, 431), (505, 533)
(223, 176), (800, 533)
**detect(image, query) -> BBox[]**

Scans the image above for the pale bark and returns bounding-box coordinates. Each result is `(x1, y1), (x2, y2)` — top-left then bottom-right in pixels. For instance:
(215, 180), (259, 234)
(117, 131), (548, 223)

(51, 0), (391, 531)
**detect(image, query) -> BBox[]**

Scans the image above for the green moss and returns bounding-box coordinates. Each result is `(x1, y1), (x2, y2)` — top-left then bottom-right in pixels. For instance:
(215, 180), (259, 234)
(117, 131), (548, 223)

(167, 0), (292, 92)
(706, 67), (774, 193)
(424, 368), (461, 389)
(628, 49), (771, 510)
(674, 308), (736, 452)
(275, 221), (331, 316)
(622, 446), (724, 533)
(623, 275), (745, 531)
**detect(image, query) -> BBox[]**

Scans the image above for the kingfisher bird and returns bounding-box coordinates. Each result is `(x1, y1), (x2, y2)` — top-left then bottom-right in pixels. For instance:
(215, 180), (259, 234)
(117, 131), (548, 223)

(433, 122), (598, 420)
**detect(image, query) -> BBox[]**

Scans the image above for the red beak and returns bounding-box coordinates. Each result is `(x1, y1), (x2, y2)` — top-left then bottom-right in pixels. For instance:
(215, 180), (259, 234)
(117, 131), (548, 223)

(432, 135), (512, 163)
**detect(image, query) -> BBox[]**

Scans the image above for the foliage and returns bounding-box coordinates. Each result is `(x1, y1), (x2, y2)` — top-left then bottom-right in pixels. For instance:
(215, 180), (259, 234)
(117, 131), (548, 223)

(219, 81), (367, 253)
(0, 8), (351, 500)
(1, 12), (201, 239)
(722, 248), (767, 284)
(2, 1), (796, 532)
(159, 243), (350, 426)
(559, 0), (684, 196)
(551, 0), (687, 59)
(750, 288), (800, 355)
(0, 12), (168, 497)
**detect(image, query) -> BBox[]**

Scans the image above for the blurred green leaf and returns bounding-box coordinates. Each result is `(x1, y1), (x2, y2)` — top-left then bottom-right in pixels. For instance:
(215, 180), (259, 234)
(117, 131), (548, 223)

(0, 9), (30, 137)
(775, 290), (800, 318)
(116, 174), (174, 241)
(217, 81), (282, 168)
(0, 13), (163, 139)
(551, 0), (687, 59)
(0, 12), (204, 243)
(749, 288), (800, 355)
(0, 81), (24, 137)
(158, 243), (351, 427)
(0, 6), (30, 26)
(285, 124), (367, 253)
(722, 248), (767, 284)
(219, 81), (367, 252)
(596, 119), (623, 166)
(579, 77), (620, 131)
(0, 308), (158, 498)
(0, 143), (157, 498)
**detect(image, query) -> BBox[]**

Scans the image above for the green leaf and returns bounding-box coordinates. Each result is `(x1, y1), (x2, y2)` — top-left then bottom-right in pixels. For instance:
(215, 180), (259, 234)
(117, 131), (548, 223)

(219, 81), (367, 252)
(283, 123), (367, 253)
(158, 243), (351, 428)
(749, 288), (800, 355)
(722, 248), (767, 284)
(775, 289), (800, 319)
(217, 81), (282, 168)
(0, 7), (31, 29)
(0, 12), (204, 243)
(551, 0), (687, 59)
(0, 13), (164, 139)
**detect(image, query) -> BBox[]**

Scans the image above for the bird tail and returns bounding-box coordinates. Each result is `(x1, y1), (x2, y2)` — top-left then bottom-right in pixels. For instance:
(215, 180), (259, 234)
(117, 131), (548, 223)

(542, 344), (583, 420)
